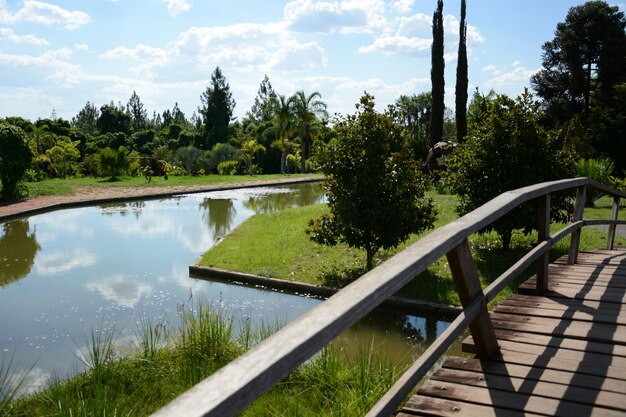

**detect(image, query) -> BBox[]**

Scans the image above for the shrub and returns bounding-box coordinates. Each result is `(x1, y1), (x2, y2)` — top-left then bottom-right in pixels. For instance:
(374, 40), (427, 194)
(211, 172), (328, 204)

(574, 158), (615, 206)
(0, 124), (33, 200)
(217, 160), (239, 175)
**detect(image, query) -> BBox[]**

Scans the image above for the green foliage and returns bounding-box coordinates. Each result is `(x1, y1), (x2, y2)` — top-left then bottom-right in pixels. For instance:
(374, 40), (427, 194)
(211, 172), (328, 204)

(307, 94), (437, 269)
(393, 93), (431, 158)
(575, 158), (615, 206)
(446, 91), (575, 249)
(44, 139), (81, 178)
(95, 146), (129, 180)
(292, 90), (328, 173)
(531, 1), (626, 125)
(455, 0), (468, 142)
(199, 67), (235, 150)
(239, 139), (265, 176)
(429, 0), (445, 147)
(174, 145), (206, 175)
(208, 142), (240, 171)
(97, 103), (131, 135)
(608, 174), (626, 191)
(0, 124), (33, 200)
(217, 160), (239, 175)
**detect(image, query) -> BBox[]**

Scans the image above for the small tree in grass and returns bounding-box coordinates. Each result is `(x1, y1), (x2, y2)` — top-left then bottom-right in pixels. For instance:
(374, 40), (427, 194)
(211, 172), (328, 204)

(446, 90), (575, 250)
(0, 124), (33, 200)
(96, 146), (129, 180)
(306, 93), (437, 270)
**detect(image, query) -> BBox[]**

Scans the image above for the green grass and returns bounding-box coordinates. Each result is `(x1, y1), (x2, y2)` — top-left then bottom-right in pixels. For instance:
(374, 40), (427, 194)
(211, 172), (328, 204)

(5, 303), (402, 417)
(200, 191), (626, 306)
(22, 174), (319, 198)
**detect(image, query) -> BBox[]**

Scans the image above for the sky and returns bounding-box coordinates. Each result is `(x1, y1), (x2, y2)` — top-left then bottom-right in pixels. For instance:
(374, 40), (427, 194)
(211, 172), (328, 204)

(1, 0), (625, 123)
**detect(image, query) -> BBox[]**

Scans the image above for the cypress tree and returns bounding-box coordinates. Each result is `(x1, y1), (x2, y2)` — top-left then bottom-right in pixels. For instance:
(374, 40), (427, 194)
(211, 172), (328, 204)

(455, 0), (468, 142)
(429, 0), (445, 148)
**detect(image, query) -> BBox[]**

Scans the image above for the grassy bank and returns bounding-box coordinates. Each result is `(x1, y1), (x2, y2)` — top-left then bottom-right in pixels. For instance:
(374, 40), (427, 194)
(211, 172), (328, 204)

(199, 193), (626, 306)
(23, 174), (319, 198)
(4, 302), (401, 417)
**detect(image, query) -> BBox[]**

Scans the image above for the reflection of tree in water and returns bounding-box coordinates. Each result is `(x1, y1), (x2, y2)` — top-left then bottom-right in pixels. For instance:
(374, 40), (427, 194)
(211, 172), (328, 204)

(0, 220), (40, 287)
(243, 183), (325, 213)
(199, 198), (236, 238)
(349, 309), (443, 346)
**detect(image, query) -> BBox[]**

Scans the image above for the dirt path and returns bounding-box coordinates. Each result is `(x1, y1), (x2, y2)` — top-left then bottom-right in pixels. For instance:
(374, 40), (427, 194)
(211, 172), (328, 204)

(0, 176), (321, 222)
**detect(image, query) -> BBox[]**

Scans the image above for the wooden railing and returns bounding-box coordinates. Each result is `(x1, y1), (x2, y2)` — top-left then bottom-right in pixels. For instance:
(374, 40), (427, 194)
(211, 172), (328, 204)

(151, 178), (626, 417)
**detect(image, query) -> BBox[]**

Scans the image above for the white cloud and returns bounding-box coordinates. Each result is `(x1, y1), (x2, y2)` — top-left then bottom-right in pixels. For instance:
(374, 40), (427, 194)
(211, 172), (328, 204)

(101, 44), (171, 77)
(74, 43), (89, 51)
(391, 0), (414, 14)
(512, 60), (521, 67)
(162, 0), (190, 17)
(484, 66), (540, 88)
(0, 27), (48, 45)
(284, 0), (387, 34)
(175, 22), (326, 73)
(0, 0), (91, 30)
(35, 248), (97, 275)
(360, 12), (483, 58)
(0, 47), (81, 86)
(85, 275), (152, 308)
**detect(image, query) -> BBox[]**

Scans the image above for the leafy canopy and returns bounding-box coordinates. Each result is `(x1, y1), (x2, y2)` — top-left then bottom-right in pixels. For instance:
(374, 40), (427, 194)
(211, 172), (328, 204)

(0, 124), (33, 200)
(306, 93), (436, 270)
(446, 90), (575, 249)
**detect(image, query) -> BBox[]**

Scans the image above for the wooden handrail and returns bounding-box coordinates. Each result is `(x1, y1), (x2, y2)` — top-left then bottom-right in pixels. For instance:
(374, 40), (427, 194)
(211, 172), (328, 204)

(150, 177), (625, 417)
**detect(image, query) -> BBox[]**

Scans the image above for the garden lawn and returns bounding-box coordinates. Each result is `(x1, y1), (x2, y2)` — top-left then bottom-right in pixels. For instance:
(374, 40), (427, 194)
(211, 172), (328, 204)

(22, 173), (318, 198)
(199, 191), (626, 306)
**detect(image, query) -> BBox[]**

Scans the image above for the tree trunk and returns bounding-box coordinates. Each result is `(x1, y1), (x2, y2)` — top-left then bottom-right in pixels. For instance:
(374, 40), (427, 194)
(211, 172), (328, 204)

(501, 230), (512, 251)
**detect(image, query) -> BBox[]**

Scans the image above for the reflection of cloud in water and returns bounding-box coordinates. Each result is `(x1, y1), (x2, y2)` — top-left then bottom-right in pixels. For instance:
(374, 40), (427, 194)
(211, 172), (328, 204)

(196, 187), (296, 201)
(35, 248), (97, 275)
(108, 211), (174, 238)
(12, 366), (50, 397)
(85, 275), (152, 308)
(32, 209), (86, 236)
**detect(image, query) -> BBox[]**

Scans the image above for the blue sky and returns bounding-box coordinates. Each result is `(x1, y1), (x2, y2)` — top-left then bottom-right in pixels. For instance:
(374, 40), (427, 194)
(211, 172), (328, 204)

(1, 0), (624, 123)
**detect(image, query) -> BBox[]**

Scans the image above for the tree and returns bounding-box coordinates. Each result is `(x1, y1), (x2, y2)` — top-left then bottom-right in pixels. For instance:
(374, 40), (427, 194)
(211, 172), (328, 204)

(239, 139), (266, 175)
(199, 67), (236, 150)
(429, 0), (445, 148)
(446, 90), (575, 250)
(0, 124), (33, 199)
(127, 91), (148, 133)
(247, 75), (277, 122)
(531, 1), (626, 125)
(0, 220), (40, 286)
(45, 139), (81, 178)
(306, 94), (436, 270)
(95, 146), (129, 180)
(72, 101), (99, 136)
(271, 94), (296, 174)
(97, 103), (131, 135)
(455, 0), (468, 142)
(394, 93), (432, 157)
(175, 145), (206, 174)
(292, 90), (328, 173)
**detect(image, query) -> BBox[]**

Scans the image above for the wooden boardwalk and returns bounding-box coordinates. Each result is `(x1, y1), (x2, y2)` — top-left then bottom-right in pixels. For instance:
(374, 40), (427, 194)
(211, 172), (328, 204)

(398, 249), (626, 417)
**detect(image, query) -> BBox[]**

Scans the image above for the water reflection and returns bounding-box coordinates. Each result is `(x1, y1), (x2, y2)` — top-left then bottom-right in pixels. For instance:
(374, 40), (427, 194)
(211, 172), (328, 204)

(0, 220), (40, 287)
(242, 183), (325, 213)
(85, 275), (153, 308)
(199, 199), (236, 238)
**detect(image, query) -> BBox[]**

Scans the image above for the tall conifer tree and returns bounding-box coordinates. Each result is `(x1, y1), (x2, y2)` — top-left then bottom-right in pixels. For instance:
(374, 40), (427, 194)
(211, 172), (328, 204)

(429, 0), (445, 148)
(455, 0), (468, 142)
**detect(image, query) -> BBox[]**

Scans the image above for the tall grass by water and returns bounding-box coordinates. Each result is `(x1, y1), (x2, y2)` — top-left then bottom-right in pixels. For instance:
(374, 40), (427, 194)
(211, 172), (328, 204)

(3, 301), (403, 417)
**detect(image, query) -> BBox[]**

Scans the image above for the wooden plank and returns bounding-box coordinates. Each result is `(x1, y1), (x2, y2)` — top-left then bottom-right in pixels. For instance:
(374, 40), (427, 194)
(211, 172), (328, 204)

(490, 315), (626, 346)
(466, 339), (626, 369)
(607, 196), (621, 249)
(520, 280), (626, 294)
(536, 194), (550, 295)
(504, 294), (625, 312)
(443, 356), (626, 394)
(415, 379), (624, 417)
(429, 367), (626, 410)
(465, 329), (626, 357)
(550, 262), (626, 275)
(568, 185), (586, 265)
(490, 350), (626, 380)
(542, 287), (626, 304)
(400, 395), (544, 417)
(493, 304), (626, 326)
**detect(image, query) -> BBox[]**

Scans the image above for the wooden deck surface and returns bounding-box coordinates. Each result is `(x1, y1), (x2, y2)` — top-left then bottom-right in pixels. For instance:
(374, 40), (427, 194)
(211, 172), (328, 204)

(398, 249), (626, 417)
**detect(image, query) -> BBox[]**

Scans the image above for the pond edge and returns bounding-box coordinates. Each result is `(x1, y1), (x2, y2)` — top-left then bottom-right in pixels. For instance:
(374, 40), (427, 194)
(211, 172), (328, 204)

(189, 264), (461, 318)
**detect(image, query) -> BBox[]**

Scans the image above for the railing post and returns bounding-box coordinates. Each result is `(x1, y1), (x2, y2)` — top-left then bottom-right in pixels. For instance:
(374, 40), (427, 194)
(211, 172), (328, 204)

(607, 196), (621, 250)
(446, 238), (499, 359)
(568, 185), (586, 265)
(536, 194), (550, 295)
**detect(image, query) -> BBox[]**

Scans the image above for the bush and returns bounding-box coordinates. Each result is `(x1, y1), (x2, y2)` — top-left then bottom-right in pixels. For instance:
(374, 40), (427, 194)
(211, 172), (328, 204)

(208, 143), (240, 171)
(574, 158), (615, 206)
(0, 124), (33, 200)
(217, 160), (239, 175)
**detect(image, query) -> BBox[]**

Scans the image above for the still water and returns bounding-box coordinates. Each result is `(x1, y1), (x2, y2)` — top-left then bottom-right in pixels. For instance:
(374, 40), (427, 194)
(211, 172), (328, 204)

(0, 182), (454, 394)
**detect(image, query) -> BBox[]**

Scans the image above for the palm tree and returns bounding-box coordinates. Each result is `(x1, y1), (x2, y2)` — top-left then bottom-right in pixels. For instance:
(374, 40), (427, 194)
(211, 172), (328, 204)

(240, 139), (266, 175)
(271, 94), (296, 174)
(292, 90), (328, 173)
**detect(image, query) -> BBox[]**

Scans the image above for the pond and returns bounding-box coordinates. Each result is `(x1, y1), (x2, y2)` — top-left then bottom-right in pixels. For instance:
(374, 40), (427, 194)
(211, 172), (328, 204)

(0, 182), (456, 394)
